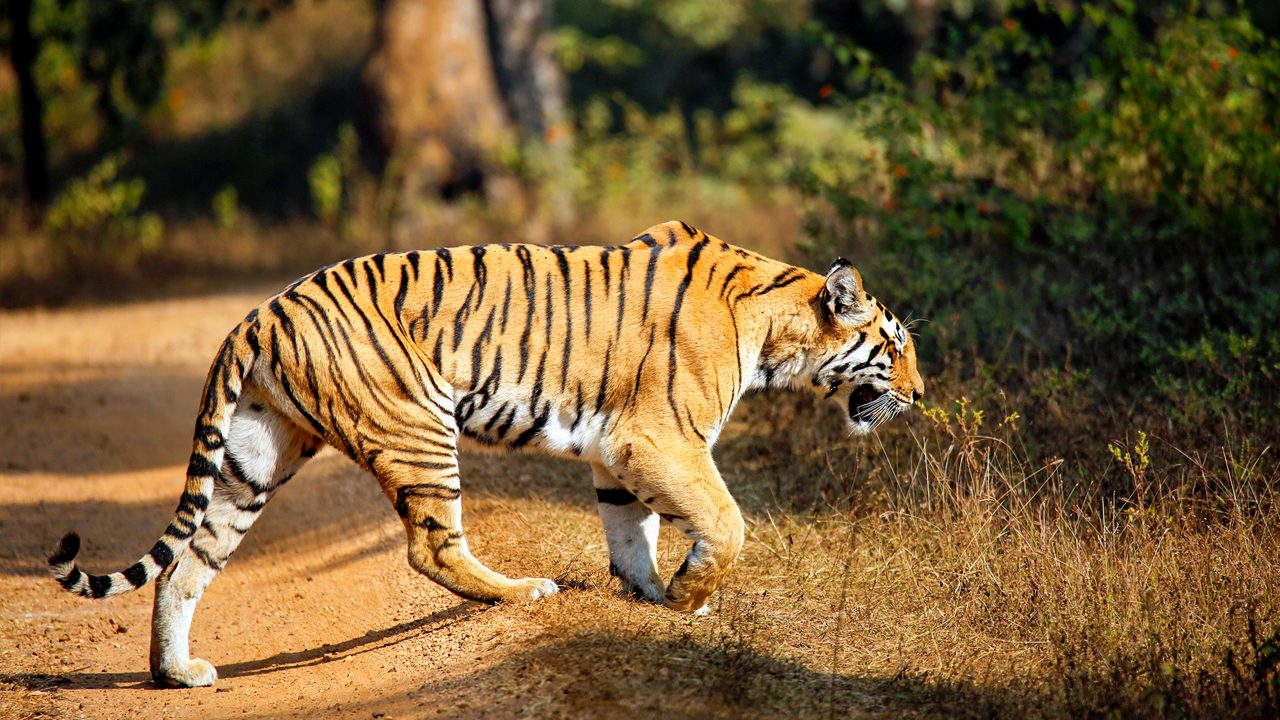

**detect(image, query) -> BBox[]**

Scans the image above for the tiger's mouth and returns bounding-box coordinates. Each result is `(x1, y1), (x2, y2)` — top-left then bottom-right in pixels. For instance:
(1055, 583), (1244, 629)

(844, 381), (896, 430)
(847, 384), (882, 422)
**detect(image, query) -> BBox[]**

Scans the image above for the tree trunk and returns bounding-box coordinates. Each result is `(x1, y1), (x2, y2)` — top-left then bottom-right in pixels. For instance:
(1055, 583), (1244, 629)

(365, 0), (568, 223)
(9, 0), (51, 216)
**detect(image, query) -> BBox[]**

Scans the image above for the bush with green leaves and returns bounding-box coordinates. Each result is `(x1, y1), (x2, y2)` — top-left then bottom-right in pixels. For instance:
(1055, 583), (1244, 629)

(43, 153), (163, 264)
(790, 1), (1280, 445)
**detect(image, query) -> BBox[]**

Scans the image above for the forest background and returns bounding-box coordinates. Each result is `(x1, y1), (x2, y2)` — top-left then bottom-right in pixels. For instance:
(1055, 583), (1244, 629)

(2, 1), (1279, 716)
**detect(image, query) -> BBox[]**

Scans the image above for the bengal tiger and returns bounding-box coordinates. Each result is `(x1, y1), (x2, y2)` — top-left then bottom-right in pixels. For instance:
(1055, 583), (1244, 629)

(47, 221), (923, 687)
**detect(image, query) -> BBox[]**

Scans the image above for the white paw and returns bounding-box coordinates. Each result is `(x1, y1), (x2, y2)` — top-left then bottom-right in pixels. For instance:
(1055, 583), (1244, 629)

(511, 577), (559, 601)
(154, 657), (218, 688)
(692, 604), (712, 617)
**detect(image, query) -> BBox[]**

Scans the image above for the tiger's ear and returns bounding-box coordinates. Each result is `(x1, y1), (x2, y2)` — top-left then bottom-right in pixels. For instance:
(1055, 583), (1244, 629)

(824, 258), (868, 323)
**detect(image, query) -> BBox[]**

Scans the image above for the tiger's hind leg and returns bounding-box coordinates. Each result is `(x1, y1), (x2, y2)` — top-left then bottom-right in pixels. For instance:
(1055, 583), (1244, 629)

(150, 391), (320, 688)
(592, 463), (663, 603)
(373, 429), (558, 604)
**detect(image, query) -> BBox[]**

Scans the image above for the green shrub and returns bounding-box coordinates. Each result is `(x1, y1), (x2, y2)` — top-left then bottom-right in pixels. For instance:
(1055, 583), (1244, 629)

(791, 1), (1280, 454)
(43, 153), (163, 263)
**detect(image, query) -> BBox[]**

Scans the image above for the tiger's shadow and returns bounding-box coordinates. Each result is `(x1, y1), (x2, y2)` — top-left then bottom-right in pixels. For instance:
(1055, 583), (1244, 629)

(0, 602), (481, 691)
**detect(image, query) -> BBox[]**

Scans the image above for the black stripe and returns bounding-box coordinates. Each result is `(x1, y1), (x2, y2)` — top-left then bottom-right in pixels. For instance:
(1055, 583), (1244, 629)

(432, 256), (446, 318)
(741, 267), (806, 298)
(625, 327), (657, 410)
(500, 276), (513, 335)
(685, 407), (707, 443)
(407, 250), (421, 279)
(516, 246), (536, 382)
(189, 542), (225, 570)
(394, 264), (410, 320)
(719, 264), (749, 298)
(511, 404), (550, 448)
(570, 384), (585, 432)
(225, 450), (259, 488)
(549, 251), (576, 380)
(187, 453), (222, 481)
(57, 566), (82, 591)
(582, 259), (593, 339)
(438, 247), (453, 279)
(471, 245), (488, 300)
(600, 249), (612, 295)
(667, 238), (708, 431)
(389, 459), (456, 471)
(544, 273), (554, 350)
(594, 339), (613, 412)
(495, 405), (519, 438)
(179, 490), (210, 512)
(233, 497), (267, 512)
(616, 248), (631, 337)
(245, 323), (260, 357)
(641, 243), (662, 324)
(394, 484), (463, 518)
(418, 516), (448, 532)
(122, 562), (149, 588)
(471, 306), (497, 388)
(199, 518), (220, 541)
(595, 487), (638, 505)
(332, 268), (419, 402)
(483, 402), (510, 433)
(196, 423), (224, 449)
(164, 521), (192, 540)
(268, 326), (328, 438)
(89, 573), (112, 598)
(149, 540), (175, 568)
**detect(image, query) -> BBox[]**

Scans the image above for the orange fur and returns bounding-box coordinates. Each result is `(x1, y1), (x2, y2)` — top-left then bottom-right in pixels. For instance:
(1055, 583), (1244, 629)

(49, 221), (922, 686)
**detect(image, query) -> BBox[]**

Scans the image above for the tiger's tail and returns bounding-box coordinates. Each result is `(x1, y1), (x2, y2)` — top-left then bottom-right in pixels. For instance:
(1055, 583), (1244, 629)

(48, 313), (260, 599)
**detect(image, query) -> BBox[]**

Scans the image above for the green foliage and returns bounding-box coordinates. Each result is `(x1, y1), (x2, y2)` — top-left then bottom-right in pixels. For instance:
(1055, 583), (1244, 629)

(25, 0), (276, 132)
(43, 153), (162, 261)
(212, 185), (239, 233)
(308, 123), (359, 226)
(793, 1), (1280, 447)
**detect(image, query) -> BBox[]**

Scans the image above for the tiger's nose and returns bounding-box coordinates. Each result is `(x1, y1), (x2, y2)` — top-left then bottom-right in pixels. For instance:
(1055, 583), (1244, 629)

(911, 389), (922, 402)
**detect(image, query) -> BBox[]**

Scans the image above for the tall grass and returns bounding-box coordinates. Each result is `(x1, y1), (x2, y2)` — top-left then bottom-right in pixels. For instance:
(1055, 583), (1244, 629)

(699, 383), (1279, 718)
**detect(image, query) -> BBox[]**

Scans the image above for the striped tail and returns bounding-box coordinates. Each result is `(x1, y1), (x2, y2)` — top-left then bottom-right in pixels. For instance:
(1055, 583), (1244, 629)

(48, 315), (260, 599)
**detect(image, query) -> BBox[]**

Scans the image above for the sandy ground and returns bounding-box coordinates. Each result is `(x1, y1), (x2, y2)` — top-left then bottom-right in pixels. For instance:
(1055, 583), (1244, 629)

(0, 288), (894, 719)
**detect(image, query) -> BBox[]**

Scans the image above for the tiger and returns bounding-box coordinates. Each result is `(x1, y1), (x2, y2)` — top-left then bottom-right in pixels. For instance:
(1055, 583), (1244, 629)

(47, 221), (923, 687)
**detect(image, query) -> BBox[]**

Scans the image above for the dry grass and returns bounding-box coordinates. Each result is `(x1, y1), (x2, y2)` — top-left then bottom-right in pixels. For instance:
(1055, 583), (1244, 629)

(668, 390), (1278, 718)
(441, 376), (1278, 718)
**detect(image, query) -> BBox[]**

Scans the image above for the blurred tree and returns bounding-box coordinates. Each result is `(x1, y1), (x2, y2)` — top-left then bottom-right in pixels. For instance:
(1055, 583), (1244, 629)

(7, 0), (50, 213)
(2, 0), (283, 214)
(365, 0), (567, 212)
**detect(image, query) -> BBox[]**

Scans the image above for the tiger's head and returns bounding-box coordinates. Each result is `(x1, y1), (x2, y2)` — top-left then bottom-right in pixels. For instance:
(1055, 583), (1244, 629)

(809, 259), (924, 435)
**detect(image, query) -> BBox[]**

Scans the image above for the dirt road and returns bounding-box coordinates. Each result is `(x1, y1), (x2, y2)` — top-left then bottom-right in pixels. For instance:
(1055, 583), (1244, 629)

(0, 289), (897, 719)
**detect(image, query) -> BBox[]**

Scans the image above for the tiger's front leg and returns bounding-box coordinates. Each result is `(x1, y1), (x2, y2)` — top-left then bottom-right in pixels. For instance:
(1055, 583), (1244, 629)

(617, 443), (745, 613)
(592, 463), (663, 603)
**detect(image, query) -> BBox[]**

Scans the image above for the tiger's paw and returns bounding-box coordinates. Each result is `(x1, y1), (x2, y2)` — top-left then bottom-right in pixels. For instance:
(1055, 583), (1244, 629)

(153, 657), (218, 688)
(507, 577), (559, 602)
(618, 574), (664, 604)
